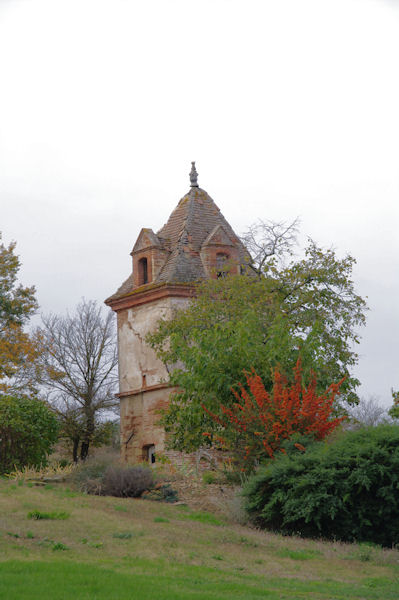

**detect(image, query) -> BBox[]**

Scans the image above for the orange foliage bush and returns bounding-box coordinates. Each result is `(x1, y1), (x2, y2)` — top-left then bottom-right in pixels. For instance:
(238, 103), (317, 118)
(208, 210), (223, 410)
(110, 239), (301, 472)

(203, 359), (346, 468)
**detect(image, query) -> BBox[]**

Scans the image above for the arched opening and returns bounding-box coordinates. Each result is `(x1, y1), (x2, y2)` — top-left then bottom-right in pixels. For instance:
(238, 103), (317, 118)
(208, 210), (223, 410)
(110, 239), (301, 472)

(138, 257), (148, 285)
(143, 444), (156, 464)
(216, 252), (229, 278)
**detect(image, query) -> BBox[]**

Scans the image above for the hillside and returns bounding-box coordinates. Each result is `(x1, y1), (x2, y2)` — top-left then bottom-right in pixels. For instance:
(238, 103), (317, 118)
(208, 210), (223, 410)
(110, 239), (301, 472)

(0, 478), (398, 599)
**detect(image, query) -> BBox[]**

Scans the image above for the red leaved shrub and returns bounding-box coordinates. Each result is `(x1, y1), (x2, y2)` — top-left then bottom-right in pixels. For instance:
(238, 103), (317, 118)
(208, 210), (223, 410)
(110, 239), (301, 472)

(203, 359), (346, 470)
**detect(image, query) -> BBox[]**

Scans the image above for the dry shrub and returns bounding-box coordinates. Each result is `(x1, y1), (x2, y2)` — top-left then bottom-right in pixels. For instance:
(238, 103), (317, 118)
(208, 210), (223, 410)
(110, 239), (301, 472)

(216, 490), (249, 526)
(70, 453), (118, 493)
(7, 462), (76, 482)
(101, 465), (154, 498)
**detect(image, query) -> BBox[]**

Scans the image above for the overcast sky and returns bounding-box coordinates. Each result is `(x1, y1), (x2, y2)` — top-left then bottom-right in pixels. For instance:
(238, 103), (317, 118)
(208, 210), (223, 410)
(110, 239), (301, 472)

(1, 0), (398, 406)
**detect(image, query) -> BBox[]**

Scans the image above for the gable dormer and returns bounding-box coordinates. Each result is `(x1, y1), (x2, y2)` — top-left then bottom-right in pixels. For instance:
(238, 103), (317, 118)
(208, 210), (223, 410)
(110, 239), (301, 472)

(200, 225), (240, 278)
(130, 228), (170, 287)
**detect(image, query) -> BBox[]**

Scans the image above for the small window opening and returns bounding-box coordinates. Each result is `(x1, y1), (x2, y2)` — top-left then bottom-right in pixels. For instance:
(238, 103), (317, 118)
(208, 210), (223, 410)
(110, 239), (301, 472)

(216, 253), (229, 278)
(143, 444), (156, 464)
(138, 257), (148, 285)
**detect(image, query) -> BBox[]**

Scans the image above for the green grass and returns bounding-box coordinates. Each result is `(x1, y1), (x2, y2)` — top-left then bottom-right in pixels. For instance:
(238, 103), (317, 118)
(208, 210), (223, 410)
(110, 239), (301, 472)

(27, 510), (70, 520)
(181, 511), (224, 526)
(276, 547), (323, 561)
(0, 479), (398, 599)
(0, 560), (398, 600)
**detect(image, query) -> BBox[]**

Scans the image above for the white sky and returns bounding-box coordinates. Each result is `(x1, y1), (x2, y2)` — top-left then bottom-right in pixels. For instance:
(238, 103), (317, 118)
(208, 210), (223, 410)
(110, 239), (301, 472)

(1, 0), (398, 405)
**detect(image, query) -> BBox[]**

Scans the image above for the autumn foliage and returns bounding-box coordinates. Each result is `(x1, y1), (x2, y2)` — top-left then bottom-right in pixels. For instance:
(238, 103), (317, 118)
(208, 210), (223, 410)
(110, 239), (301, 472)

(203, 359), (346, 468)
(0, 233), (38, 392)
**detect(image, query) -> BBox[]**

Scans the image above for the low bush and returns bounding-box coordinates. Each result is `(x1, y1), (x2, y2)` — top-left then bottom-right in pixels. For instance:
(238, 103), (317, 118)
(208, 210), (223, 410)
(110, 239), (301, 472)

(70, 454), (117, 493)
(243, 425), (399, 547)
(202, 471), (216, 485)
(70, 456), (154, 498)
(142, 482), (178, 503)
(101, 466), (154, 498)
(52, 542), (68, 551)
(112, 532), (133, 539)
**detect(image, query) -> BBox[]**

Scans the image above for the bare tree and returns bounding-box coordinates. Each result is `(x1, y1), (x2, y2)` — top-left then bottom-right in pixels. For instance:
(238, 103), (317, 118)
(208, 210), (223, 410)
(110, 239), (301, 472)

(345, 395), (389, 429)
(36, 299), (118, 461)
(241, 217), (300, 275)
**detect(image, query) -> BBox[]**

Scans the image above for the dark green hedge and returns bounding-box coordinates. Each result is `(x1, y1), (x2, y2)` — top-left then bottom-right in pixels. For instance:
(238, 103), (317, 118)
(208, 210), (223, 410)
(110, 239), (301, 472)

(243, 425), (399, 546)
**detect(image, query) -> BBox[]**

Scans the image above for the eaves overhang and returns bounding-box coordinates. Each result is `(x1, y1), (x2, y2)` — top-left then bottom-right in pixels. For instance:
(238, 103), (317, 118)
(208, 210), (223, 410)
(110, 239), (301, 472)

(105, 281), (196, 312)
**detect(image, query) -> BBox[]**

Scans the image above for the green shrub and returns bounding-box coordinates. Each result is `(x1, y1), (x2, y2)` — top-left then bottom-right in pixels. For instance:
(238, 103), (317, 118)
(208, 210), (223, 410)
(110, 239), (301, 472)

(243, 425), (399, 547)
(142, 482), (178, 503)
(0, 395), (59, 474)
(52, 542), (68, 551)
(202, 471), (216, 485)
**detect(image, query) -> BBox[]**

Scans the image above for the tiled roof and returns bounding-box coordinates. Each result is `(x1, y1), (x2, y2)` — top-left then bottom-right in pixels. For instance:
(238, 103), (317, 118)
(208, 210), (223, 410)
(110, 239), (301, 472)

(106, 186), (251, 303)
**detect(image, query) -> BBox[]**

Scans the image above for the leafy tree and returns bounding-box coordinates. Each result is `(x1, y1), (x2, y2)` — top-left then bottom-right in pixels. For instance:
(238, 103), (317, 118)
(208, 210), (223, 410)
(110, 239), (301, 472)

(389, 388), (399, 420)
(0, 394), (59, 474)
(149, 236), (367, 453)
(0, 233), (38, 391)
(35, 299), (118, 461)
(203, 359), (345, 471)
(243, 425), (399, 547)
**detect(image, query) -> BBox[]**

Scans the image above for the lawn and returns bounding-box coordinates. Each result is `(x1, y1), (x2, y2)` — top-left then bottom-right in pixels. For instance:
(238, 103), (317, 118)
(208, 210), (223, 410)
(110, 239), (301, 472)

(0, 479), (398, 599)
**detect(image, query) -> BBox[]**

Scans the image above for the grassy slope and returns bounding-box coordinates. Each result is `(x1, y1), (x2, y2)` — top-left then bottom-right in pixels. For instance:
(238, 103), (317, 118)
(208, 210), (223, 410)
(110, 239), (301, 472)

(0, 479), (398, 599)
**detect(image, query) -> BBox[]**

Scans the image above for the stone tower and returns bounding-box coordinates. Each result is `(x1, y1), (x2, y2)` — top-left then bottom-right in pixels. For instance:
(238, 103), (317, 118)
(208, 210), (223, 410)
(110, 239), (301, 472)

(105, 163), (250, 464)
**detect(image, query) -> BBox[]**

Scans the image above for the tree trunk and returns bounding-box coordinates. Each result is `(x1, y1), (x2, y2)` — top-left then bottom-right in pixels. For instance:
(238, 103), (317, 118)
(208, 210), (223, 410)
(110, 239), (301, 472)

(80, 440), (90, 461)
(80, 410), (95, 461)
(72, 437), (80, 463)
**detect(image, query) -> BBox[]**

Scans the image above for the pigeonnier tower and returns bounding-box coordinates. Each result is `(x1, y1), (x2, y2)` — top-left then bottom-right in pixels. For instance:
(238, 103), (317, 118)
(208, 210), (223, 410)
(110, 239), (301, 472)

(105, 163), (250, 464)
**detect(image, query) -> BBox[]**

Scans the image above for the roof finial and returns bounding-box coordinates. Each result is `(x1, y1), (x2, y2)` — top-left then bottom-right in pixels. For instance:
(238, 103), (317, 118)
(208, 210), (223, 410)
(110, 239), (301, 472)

(189, 161), (199, 187)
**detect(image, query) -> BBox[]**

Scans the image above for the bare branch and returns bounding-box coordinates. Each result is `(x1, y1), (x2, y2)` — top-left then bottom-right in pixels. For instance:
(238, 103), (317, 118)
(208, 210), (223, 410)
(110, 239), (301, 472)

(241, 217), (300, 275)
(35, 299), (118, 460)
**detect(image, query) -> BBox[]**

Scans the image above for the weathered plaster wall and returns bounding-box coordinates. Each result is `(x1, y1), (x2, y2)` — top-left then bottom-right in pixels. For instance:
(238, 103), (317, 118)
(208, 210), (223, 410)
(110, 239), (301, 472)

(117, 296), (188, 393)
(117, 295), (189, 463)
(120, 387), (176, 463)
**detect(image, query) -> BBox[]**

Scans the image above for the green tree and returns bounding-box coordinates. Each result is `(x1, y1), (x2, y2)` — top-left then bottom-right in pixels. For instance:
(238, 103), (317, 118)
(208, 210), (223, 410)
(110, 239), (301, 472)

(149, 238), (367, 452)
(0, 394), (59, 474)
(389, 388), (399, 420)
(0, 233), (38, 391)
(36, 299), (118, 461)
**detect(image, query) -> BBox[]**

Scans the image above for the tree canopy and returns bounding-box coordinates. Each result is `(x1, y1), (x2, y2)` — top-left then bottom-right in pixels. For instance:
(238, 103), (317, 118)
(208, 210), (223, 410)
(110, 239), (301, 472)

(149, 235), (367, 453)
(0, 233), (38, 391)
(0, 394), (59, 474)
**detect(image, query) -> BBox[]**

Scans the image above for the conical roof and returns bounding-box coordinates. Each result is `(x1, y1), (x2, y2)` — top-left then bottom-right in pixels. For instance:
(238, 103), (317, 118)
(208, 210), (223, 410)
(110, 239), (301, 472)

(106, 173), (251, 304)
(155, 186), (248, 283)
